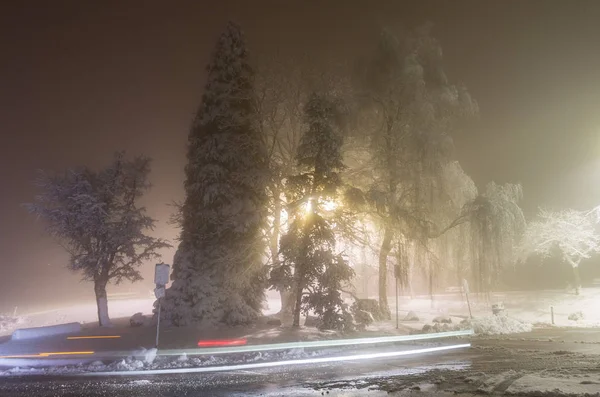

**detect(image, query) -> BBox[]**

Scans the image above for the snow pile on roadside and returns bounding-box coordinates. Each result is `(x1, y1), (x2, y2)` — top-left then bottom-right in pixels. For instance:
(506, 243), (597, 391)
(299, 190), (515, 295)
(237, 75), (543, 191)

(463, 315), (532, 335)
(416, 314), (532, 336)
(0, 315), (23, 333)
(0, 347), (326, 376)
(131, 348), (157, 364)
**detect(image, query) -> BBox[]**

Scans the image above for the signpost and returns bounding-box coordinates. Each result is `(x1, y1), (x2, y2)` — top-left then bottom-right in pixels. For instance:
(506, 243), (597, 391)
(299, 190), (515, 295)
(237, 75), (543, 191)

(462, 279), (473, 319)
(154, 263), (170, 349)
(394, 265), (401, 329)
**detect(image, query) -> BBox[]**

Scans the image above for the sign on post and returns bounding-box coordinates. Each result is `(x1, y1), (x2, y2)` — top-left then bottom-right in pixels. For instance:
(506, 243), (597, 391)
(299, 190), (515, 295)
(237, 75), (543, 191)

(154, 263), (170, 349)
(154, 263), (170, 286)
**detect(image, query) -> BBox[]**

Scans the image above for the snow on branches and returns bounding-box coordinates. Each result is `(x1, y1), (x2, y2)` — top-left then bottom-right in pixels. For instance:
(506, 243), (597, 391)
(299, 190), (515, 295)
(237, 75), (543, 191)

(161, 22), (269, 327)
(520, 208), (600, 268)
(26, 152), (170, 326)
(519, 207), (600, 294)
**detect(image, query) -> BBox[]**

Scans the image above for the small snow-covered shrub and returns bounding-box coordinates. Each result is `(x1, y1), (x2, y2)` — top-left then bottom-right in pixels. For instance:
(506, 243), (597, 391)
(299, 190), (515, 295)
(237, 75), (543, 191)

(353, 299), (385, 321)
(352, 309), (374, 331)
(403, 311), (419, 321)
(568, 311), (584, 321)
(130, 312), (145, 327)
(319, 306), (355, 333)
(433, 315), (452, 324)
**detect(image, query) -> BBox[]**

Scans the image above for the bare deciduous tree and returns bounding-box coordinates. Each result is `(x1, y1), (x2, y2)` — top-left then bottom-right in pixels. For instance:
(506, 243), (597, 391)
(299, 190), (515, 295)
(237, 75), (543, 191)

(519, 207), (600, 295)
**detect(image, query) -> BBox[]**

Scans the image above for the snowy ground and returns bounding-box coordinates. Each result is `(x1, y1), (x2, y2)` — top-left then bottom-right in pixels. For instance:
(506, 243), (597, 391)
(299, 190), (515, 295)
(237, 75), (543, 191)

(0, 293), (285, 335)
(307, 329), (600, 397)
(378, 287), (600, 333)
(4, 287), (600, 340)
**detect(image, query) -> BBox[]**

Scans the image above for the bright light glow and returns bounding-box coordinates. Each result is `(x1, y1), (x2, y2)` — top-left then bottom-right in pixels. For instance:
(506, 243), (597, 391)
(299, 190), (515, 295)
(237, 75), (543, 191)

(67, 336), (121, 340)
(198, 338), (247, 347)
(0, 351), (94, 359)
(80, 343), (471, 377)
(303, 198), (338, 215)
(303, 200), (313, 214)
(321, 199), (338, 211)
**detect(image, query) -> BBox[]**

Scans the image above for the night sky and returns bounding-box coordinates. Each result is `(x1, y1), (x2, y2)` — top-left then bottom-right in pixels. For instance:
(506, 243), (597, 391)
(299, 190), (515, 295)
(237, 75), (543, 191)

(1, 0), (600, 310)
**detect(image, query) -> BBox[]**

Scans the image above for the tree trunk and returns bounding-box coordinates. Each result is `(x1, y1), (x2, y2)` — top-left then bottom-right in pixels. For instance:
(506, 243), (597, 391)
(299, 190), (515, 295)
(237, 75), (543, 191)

(292, 271), (304, 328)
(270, 187), (293, 316)
(280, 290), (294, 316)
(378, 226), (393, 319)
(94, 279), (111, 327)
(361, 244), (369, 298)
(573, 266), (582, 295)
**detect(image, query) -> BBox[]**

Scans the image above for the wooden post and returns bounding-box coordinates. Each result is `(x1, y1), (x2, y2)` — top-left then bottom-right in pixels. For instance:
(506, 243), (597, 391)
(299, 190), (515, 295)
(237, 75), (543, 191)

(395, 274), (399, 329)
(463, 279), (473, 319)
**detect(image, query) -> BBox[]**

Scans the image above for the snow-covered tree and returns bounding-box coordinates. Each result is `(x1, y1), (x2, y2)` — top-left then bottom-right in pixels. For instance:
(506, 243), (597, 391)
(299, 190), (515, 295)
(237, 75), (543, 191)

(255, 56), (314, 316)
(270, 92), (355, 330)
(466, 182), (526, 296)
(26, 153), (170, 326)
(255, 55), (351, 315)
(161, 22), (269, 326)
(353, 25), (478, 315)
(519, 207), (600, 294)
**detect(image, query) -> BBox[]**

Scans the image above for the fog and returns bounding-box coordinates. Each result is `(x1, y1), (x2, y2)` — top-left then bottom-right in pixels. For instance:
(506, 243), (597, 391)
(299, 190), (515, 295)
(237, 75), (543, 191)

(1, 0), (600, 313)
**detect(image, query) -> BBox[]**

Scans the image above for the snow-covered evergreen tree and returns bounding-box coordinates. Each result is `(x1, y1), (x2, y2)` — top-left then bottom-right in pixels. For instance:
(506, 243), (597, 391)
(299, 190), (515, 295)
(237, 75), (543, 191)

(26, 153), (170, 326)
(270, 92), (355, 331)
(161, 22), (269, 326)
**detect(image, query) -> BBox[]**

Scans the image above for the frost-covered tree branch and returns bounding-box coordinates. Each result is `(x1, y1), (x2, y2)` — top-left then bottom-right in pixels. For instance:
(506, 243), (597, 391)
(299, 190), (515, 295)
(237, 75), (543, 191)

(25, 152), (171, 326)
(519, 207), (600, 294)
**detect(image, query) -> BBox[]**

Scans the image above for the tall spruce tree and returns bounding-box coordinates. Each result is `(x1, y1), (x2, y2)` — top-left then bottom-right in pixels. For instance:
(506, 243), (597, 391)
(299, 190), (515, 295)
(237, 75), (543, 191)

(271, 93), (355, 331)
(162, 22), (268, 326)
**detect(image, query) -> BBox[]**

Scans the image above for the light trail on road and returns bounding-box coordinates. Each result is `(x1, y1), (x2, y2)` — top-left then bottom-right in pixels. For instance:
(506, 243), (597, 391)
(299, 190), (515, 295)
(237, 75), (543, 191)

(0, 351), (95, 359)
(198, 338), (247, 347)
(79, 343), (471, 376)
(156, 329), (474, 357)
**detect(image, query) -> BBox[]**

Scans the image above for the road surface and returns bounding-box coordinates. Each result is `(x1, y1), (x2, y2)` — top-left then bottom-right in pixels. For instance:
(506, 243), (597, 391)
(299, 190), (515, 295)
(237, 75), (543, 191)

(1, 328), (600, 396)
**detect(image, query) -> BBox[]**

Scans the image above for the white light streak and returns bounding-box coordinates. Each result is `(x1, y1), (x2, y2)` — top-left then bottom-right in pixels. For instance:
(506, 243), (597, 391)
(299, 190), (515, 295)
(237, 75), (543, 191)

(85, 329), (473, 360)
(79, 343), (471, 377)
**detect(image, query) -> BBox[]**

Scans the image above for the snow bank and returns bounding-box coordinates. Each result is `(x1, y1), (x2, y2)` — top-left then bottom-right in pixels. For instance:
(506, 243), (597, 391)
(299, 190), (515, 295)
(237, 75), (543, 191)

(131, 348), (157, 364)
(0, 315), (23, 333)
(417, 315), (532, 336)
(463, 315), (532, 335)
(11, 322), (81, 340)
(0, 347), (325, 376)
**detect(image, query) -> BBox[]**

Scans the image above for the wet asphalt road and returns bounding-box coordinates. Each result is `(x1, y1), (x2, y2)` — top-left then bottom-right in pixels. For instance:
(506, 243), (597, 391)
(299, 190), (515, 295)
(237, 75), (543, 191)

(0, 346), (472, 397)
(1, 328), (600, 397)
